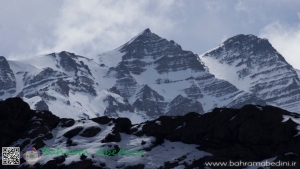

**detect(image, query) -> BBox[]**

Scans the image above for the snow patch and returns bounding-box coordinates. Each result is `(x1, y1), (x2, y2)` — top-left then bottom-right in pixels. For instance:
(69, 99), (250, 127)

(155, 121), (162, 125)
(97, 50), (124, 68)
(255, 106), (263, 111)
(199, 54), (252, 92)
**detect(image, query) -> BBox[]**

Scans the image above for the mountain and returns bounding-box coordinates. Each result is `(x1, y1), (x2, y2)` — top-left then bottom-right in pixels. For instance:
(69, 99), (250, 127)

(1, 97), (300, 168)
(200, 34), (300, 113)
(0, 56), (16, 97)
(296, 69), (300, 78)
(0, 29), (299, 122)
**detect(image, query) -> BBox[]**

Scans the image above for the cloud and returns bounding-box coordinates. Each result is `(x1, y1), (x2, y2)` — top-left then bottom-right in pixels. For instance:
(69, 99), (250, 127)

(1, 0), (300, 73)
(259, 21), (300, 69)
(204, 0), (227, 12)
(235, 0), (249, 12)
(37, 0), (181, 57)
(0, 0), (62, 59)
(221, 34), (228, 43)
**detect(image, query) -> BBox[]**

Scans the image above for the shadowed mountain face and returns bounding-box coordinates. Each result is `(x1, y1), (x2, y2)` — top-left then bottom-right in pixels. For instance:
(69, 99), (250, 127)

(0, 56), (16, 97)
(118, 28), (206, 75)
(0, 29), (276, 122)
(1, 97), (300, 169)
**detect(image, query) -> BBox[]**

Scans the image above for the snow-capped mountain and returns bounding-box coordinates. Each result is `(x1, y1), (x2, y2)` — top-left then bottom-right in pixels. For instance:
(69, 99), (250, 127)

(0, 56), (16, 97)
(0, 29), (299, 121)
(200, 34), (300, 113)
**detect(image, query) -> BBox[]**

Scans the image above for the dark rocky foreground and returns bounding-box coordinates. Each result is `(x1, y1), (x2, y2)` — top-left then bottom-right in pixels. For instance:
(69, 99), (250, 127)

(1, 97), (300, 169)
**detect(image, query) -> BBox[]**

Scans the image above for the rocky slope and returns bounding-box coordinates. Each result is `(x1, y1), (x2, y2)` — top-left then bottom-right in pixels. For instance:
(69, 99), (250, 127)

(0, 29), (269, 122)
(1, 97), (300, 169)
(0, 56), (16, 97)
(200, 34), (300, 113)
(296, 69), (300, 78)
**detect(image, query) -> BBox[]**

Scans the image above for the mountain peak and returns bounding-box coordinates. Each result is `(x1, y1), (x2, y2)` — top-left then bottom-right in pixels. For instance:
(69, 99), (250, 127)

(224, 34), (260, 44)
(0, 56), (8, 63)
(204, 33), (286, 65)
(137, 28), (153, 37)
(0, 56), (6, 61)
(142, 28), (151, 34)
(60, 51), (75, 56)
(116, 28), (157, 50)
(217, 34), (278, 56)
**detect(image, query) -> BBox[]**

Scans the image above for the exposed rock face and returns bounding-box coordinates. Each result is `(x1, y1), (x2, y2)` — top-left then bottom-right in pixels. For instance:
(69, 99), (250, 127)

(0, 56), (16, 96)
(1, 97), (299, 169)
(167, 95), (204, 116)
(59, 119), (75, 127)
(226, 93), (267, 108)
(133, 85), (167, 118)
(202, 34), (300, 113)
(103, 95), (134, 118)
(104, 29), (265, 117)
(24, 67), (67, 86)
(183, 82), (203, 99)
(22, 67), (68, 99)
(59, 51), (79, 72)
(139, 105), (300, 168)
(119, 28), (206, 75)
(63, 127), (84, 138)
(101, 131), (121, 143)
(79, 126), (101, 137)
(54, 79), (70, 97)
(0, 97), (59, 150)
(34, 99), (49, 111)
(0, 30), (299, 122)
(106, 62), (139, 99)
(91, 116), (111, 124)
(3, 51), (101, 119)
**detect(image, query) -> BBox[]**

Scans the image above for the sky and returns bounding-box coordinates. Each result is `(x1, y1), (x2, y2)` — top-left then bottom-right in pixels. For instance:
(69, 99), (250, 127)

(0, 0), (300, 69)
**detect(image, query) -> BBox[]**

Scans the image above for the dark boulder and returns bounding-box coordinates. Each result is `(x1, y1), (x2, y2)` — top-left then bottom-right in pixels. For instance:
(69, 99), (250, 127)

(125, 164), (145, 169)
(34, 99), (49, 111)
(0, 97), (59, 149)
(113, 117), (132, 133)
(59, 118), (75, 127)
(66, 159), (93, 169)
(101, 131), (121, 143)
(91, 116), (111, 124)
(141, 104), (300, 163)
(63, 126), (84, 138)
(42, 160), (57, 169)
(53, 155), (65, 164)
(79, 126), (101, 137)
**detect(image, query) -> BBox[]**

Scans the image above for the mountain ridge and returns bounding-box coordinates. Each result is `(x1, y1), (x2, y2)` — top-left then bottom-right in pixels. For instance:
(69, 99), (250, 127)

(200, 33), (300, 113)
(0, 29), (299, 122)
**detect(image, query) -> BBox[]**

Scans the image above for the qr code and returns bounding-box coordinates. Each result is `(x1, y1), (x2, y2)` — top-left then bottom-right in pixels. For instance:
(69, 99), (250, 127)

(2, 147), (20, 165)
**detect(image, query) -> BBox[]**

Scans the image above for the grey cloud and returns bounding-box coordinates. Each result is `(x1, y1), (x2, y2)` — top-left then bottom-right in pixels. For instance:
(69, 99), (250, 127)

(259, 21), (300, 69)
(0, 0), (62, 58)
(0, 0), (299, 69)
(39, 0), (183, 57)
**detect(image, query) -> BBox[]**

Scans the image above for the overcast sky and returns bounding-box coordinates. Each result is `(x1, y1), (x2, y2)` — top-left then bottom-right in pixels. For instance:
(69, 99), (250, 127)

(1, 0), (300, 69)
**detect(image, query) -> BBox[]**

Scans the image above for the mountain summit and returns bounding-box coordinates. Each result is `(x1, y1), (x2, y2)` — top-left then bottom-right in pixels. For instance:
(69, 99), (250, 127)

(200, 34), (300, 113)
(1, 30), (299, 122)
(0, 56), (16, 96)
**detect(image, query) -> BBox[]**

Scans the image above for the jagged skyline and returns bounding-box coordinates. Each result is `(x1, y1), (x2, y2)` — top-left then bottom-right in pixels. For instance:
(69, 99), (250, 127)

(1, 29), (299, 122)
(1, 0), (300, 69)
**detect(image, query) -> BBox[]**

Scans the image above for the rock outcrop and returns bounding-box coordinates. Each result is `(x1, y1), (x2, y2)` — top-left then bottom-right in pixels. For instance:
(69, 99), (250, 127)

(1, 97), (299, 169)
